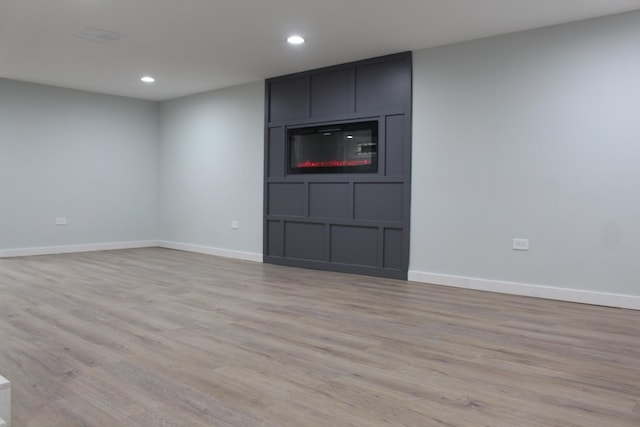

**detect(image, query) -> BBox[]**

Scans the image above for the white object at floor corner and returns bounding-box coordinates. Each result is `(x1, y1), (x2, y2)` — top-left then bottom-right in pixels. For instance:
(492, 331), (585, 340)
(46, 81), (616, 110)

(0, 374), (10, 427)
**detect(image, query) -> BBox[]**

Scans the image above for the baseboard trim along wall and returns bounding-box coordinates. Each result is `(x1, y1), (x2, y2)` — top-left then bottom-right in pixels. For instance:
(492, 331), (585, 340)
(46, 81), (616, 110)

(0, 239), (263, 263)
(158, 241), (263, 263)
(408, 270), (640, 311)
(2, 240), (636, 310)
(0, 240), (159, 258)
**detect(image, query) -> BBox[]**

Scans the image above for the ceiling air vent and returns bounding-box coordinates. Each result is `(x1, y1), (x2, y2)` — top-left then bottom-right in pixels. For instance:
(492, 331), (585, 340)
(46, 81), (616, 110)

(73, 27), (127, 43)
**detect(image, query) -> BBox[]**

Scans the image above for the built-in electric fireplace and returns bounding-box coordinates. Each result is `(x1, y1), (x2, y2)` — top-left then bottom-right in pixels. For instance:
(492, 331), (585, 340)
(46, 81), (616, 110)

(288, 121), (378, 174)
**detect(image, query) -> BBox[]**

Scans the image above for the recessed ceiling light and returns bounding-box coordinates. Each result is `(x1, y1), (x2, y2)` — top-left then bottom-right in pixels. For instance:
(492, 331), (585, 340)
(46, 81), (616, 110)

(287, 35), (305, 45)
(140, 76), (155, 83)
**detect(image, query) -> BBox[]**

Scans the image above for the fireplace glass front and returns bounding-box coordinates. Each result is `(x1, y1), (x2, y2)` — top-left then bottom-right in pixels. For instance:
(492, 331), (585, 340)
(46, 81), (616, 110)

(288, 121), (378, 175)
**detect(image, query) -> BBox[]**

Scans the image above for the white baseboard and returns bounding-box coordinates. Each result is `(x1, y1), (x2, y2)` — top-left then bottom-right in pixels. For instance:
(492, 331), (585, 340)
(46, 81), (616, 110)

(158, 241), (263, 263)
(0, 240), (159, 258)
(408, 270), (640, 311)
(0, 239), (263, 264)
(7, 240), (634, 311)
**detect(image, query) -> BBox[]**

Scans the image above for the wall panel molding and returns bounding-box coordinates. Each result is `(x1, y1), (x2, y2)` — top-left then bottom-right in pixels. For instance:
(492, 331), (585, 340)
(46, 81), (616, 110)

(264, 52), (412, 279)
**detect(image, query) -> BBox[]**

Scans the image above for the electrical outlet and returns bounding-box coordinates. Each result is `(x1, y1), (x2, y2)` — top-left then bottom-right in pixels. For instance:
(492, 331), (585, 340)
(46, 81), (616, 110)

(513, 238), (529, 251)
(231, 221), (239, 229)
(56, 217), (67, 226)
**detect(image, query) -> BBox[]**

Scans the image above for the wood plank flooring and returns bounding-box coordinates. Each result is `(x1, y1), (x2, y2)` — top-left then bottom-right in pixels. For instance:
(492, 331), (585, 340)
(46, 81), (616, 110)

(1, 248), (639, 426)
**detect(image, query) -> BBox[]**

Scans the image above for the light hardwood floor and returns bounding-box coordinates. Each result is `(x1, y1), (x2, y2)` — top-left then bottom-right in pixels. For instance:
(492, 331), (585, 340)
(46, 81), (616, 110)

(1, 248), (639, 426)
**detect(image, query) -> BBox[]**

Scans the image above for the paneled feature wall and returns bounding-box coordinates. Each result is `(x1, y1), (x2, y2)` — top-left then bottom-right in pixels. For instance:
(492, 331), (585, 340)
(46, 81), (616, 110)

(264, 53), (412, 279)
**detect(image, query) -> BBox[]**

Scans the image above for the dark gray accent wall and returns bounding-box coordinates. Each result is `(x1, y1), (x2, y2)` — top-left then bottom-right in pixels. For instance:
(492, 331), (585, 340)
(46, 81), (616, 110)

(264, 52), (412, 279)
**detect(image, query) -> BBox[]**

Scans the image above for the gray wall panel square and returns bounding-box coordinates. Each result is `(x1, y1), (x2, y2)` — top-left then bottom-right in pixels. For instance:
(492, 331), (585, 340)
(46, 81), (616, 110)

(354, 183), (403, 222)
(385, 115), (405, 177)
(268, 183), (306, 216)
(310, 69), (354, 117)
(267, 221), (283, 256)
(269, 77), (309, 122)
(355, 60), (411, 112)
(330, 225), (378, 267)
(285, 222), (325, 261)
(309, 183), (350, 219)
(268, 127), (284, 177)
(383, 228), (403, 269)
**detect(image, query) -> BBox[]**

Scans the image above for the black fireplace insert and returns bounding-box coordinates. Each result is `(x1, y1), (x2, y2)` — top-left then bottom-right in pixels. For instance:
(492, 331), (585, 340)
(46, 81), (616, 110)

(287, 121), (378, 174)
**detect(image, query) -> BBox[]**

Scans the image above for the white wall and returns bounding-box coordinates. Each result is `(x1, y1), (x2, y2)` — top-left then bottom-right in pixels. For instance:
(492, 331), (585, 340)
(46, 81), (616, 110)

(411, 11), (640, 301)
(0, 79), (159, 254)
(158, 81), (264, 260)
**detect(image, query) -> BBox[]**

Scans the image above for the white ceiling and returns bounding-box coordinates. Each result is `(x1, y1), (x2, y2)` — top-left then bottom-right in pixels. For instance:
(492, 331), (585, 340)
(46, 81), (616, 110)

(1, 0), (640, 101)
